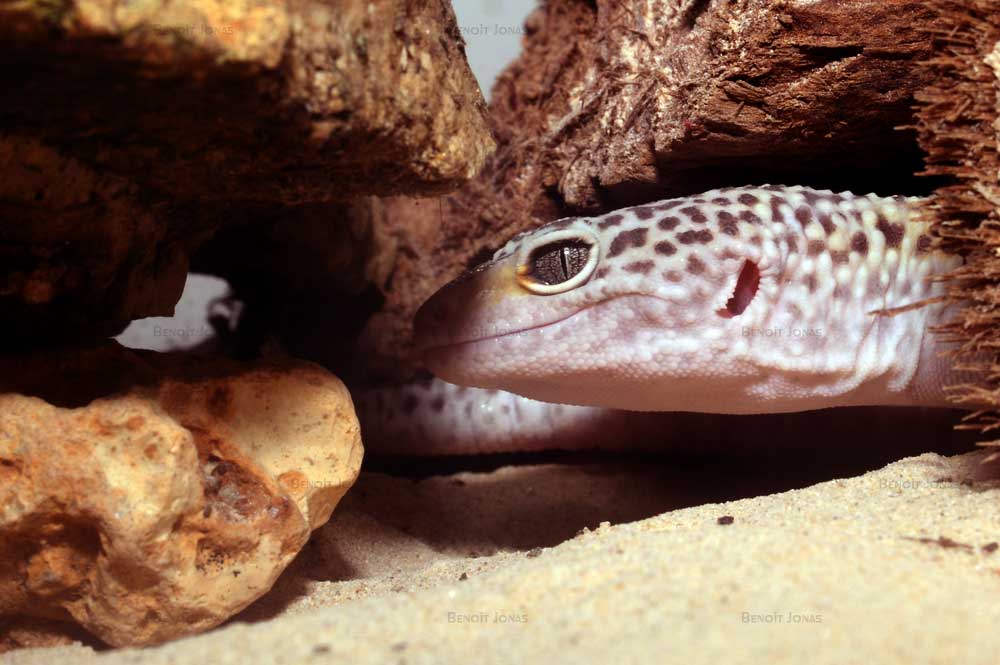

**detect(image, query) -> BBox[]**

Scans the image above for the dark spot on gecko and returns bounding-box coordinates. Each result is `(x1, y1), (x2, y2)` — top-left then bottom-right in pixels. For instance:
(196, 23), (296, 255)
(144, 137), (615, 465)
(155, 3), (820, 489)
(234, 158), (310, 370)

(632, 206), (655, 220)
(623, 260), (655, 274)
(739, 210), (762, 225)
(898, 280), (912, 297)
(464, 402), (473, 418)
(402, 395), (419, 415)
(830, 250), (849, 265)
(794, 205), (813, 227)
(769, 197), (786, 222)
(546, 218), (576, 230)
(833, 284), (850, 299)
(501, 404), (510, 414)
(802, 190), (822, 205)
(655, 200), (684, 211)
(807, 240), (826, 256)
(917, 234), (933, 253)
(717, 211), (738, 236)
(597, 214), (624, 230)
(717, 515), (735, 525)
(818, 213), (836, 235)
(607, 228), (648, 257)
(686, 255), (705, 274)
(711, 197), (730, 205)
(680, 206), (708, 224)
(658, 216), (681, 231)
(876, 215), (904, 248)
(983, 542), (999, 554)
(785, 235), (798, 252)
(677, 229), (713, 244)
(750, 234), (763, 246)
(655, 240), (677, 255)
(664, 270), (683, 282)
(737, 193), (759, 205)
(594, 266), (610, 279)
(806, 274), (817, 292)
(430, 397), (444, 412)
(851, 232), (869, 255)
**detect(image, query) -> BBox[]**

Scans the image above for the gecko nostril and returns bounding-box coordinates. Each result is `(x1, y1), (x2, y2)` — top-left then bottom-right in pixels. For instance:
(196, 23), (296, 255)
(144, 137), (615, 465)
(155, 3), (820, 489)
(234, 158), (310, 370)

(717, 260), (760, 318)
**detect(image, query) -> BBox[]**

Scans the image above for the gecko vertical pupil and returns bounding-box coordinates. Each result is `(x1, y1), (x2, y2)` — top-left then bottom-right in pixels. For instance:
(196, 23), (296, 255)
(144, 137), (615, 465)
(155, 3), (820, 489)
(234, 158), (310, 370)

(527, 240), (591, 285)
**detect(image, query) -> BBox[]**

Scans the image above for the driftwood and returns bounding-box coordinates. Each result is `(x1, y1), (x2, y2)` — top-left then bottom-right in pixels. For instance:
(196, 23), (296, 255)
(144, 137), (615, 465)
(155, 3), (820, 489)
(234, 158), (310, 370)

(361, 0), (944, 378)
(913, 1), (1000, 444)
(0, 0), (492, 342)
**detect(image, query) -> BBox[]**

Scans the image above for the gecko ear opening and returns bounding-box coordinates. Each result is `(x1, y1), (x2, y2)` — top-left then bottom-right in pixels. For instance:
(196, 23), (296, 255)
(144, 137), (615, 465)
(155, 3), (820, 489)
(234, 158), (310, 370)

(717, 260), (760, 318)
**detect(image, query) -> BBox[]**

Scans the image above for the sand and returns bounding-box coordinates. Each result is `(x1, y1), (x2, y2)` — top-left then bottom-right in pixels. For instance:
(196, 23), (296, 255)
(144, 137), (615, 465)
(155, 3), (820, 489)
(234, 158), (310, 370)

(3, 448), (1000, 664)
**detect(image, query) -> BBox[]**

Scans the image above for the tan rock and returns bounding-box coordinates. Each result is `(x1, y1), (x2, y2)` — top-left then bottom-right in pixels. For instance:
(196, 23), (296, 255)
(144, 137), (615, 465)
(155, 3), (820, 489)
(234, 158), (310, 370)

(0, 348), (362, 647)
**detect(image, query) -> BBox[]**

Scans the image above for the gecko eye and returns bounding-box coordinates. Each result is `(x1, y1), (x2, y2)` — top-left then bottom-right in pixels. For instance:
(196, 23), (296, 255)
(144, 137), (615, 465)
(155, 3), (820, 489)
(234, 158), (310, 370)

(515, 229), (600, 295)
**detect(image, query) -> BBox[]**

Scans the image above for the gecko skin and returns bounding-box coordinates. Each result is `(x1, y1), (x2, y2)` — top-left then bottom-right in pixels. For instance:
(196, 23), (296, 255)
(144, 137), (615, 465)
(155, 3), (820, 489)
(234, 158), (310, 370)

(355, 377), (969, 455)
(413, 185), (968, 415)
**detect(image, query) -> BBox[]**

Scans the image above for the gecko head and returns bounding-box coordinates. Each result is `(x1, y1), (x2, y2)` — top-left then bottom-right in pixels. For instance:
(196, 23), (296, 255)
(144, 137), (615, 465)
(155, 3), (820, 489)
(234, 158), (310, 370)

(414, 193), (773, 410)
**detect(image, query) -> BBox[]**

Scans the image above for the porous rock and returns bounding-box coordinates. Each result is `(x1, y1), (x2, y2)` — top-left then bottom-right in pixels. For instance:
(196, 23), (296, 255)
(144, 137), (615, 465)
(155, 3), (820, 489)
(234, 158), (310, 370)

(0, 344), (363, 647)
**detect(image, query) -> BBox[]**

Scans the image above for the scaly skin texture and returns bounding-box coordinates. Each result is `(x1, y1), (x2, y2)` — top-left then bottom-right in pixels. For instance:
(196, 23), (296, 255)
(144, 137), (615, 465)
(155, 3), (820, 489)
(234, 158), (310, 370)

(415, 186), (964, 414)
(355, 377), (970, 455)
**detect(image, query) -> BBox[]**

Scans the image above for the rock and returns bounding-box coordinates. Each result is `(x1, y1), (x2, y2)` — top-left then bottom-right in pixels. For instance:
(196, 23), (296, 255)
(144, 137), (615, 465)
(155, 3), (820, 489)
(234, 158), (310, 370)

(0, 345), (363, 647)
(0, 0), (493, 342)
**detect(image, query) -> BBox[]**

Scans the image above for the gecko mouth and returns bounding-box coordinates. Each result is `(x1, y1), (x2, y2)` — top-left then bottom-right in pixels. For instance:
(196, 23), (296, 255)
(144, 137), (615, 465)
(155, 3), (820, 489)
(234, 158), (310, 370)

(417, 294), (674, 359)
(417, 301), (597, 357)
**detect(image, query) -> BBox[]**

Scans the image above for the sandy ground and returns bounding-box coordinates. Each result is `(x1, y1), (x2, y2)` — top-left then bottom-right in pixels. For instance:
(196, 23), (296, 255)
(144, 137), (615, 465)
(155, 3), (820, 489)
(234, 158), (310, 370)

(3, 442), (1000, 664)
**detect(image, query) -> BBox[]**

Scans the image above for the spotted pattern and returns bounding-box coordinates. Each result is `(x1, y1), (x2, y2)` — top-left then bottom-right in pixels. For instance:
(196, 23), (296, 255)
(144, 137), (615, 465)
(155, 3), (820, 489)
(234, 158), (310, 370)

(623, 260), (655, 275)
(677, 229), (713, 244)
(680, 206), (708, 224)
(486, 186), (949, 329)
(876, 215), (904, 248)
(655, 240), (677, 256)
(597, 214), (624, 230)
(851, 232), (869, 255)
(608, 228), (649, 257)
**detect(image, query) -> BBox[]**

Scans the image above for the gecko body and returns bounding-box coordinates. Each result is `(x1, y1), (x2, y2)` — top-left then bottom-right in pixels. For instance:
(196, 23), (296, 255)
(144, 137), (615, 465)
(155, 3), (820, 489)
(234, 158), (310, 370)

(414, 186), (965, 415)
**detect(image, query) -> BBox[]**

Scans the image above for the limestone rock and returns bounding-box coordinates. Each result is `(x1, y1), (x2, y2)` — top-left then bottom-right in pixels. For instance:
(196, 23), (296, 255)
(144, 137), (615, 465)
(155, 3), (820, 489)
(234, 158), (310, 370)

(0, 346), (363, 647)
